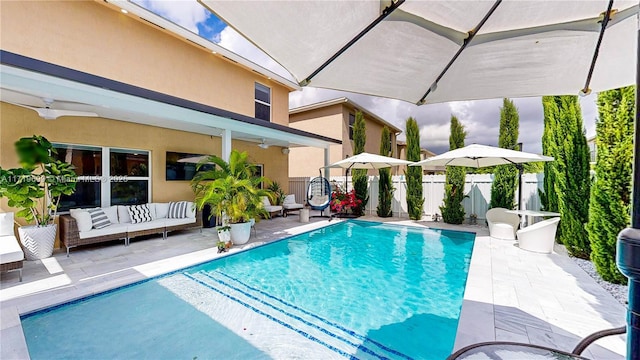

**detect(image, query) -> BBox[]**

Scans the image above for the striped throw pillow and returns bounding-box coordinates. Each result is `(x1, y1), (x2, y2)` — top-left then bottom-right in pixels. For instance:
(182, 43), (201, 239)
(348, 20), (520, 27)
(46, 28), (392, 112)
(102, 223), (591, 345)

(127, 204), (152, 224)
(167, 201), (188, 219)
(87, 208), (111, 229)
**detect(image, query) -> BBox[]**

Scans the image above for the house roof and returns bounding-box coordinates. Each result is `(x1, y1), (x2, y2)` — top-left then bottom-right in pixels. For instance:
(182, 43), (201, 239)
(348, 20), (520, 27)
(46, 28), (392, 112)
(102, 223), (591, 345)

(396, 141), (436, 157)
(0, 51), (340, 149)
(289, 97), (403, 134)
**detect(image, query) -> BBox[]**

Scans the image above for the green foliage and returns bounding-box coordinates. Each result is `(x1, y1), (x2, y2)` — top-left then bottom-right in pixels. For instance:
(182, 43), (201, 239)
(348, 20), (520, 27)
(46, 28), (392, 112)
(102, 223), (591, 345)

(405, 117), (424, 220)
(587, 86), (635, 283)
(377, 127), (394, 217)
(549, 96), (591, 258)
(352, 110), (368, 216)
(489, 99), (519, 210)
(191, 150), (270, 224)
(441, 116), (466, 224)
(541, 96), (560, 213)
(0, 135), (77, 225)
(267, 181), (285, 205)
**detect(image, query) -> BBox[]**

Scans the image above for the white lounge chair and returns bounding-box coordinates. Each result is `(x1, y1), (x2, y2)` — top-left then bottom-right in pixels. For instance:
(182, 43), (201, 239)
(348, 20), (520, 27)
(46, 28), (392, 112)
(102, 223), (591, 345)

(516, 217), (561, 254)
(261, 197), (283, 218)
(0, 212), (24, 282)
(486, 207), (520, 240)
(282, 194), (304, 217)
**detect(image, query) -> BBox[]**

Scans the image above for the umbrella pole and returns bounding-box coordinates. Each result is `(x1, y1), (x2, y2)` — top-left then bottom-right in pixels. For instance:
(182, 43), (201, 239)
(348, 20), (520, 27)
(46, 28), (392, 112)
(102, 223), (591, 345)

(616, 14), (640, 360)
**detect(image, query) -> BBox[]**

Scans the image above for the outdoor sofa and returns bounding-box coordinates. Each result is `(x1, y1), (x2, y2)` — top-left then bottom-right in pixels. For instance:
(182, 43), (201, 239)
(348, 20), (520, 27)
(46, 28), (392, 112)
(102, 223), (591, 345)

(0, 212), (24, 282)
(60, 201), (202, 255)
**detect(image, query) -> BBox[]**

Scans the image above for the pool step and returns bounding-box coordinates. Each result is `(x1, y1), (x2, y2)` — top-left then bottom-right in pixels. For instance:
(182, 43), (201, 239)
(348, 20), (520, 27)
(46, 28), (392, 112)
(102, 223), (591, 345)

(184, 270), (411, 360)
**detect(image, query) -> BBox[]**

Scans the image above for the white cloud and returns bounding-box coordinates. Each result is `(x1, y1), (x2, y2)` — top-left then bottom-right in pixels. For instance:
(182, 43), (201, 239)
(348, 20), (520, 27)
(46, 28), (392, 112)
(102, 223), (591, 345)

(135, 0), (208, 33)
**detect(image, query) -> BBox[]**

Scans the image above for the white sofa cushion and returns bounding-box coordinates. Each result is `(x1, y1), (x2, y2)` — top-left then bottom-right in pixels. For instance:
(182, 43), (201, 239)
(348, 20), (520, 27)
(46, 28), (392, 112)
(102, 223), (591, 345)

(117, 206), (132, 224)
(153, 203), (170, 219)
(103, 206), (119, 224)
(165, 218), (196, 227)
(186, 201), (196, 219)
(0, 235), (24, 263)
(127, 219), (166, 232)
(69, 210), (93, 232)
(0, 212), (15, 237)
(168, 201), (189, 219)
(79, 223), (128, 239)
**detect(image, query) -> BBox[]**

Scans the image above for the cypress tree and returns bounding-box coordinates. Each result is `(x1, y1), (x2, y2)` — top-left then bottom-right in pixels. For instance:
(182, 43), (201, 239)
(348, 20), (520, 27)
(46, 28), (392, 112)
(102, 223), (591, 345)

(377, 127), (394, 217)
(587, 86), (635, 283)
(441, 116), (467, 224)
(540, 96), (560, 213)
(352, 110), (368, 216)
(405, 117), (424, 220)
(553, 96), (591, 258)
(489, 98), (519, 210)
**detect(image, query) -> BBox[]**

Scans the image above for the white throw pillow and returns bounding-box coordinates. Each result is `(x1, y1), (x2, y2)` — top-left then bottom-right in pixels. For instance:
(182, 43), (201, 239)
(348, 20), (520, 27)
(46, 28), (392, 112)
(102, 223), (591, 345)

(283, 194), (296, 205)
(146, 203), (157, 220)
(0, 212), (15, 237)
(154, 203), (170, 219)
(167, 201), (188, 219)
(117, 206), (131, 223)
(127, 204), (153, 224)
(102, 206), (119, 224)
(69, 210), (93, 232)
(186, 201), (196, 219)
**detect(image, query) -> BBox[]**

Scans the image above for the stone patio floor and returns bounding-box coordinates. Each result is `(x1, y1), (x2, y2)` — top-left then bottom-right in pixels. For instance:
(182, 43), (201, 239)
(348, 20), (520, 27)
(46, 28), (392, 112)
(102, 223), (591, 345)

(0, 215), (627, 359)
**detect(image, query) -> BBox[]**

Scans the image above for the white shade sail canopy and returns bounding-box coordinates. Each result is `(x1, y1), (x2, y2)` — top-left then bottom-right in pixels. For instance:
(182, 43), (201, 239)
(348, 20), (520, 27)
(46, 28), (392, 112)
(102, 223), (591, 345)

(329, 152), (414, 169)
(201, 0), (638, 105)
(411, 144), (554, 168)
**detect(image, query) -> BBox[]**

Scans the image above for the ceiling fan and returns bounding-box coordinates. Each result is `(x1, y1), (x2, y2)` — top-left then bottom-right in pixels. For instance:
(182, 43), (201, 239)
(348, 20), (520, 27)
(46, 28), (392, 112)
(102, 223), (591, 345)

(9, 98), (98, 120)
(258, 138), (270, 149)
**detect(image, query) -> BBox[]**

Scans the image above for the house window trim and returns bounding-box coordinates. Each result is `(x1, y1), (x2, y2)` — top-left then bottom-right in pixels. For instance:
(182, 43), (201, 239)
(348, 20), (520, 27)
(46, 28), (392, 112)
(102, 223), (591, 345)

(254, 82), (271, 122)
(53, 142), (152, 210)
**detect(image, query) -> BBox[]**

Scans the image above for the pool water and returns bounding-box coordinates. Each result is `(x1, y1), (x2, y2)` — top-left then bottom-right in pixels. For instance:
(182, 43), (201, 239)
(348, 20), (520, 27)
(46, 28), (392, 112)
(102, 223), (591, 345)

(22, 220), (475, 359)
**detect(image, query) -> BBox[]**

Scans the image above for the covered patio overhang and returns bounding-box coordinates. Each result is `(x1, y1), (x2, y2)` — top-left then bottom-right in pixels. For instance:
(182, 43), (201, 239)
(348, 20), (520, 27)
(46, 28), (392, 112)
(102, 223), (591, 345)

(0, 51), (340, 172)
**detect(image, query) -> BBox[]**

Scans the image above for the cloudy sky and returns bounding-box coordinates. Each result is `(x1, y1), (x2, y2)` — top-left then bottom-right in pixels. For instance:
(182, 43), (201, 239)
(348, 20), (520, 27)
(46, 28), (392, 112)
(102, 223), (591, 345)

(134, 0), (599, 155)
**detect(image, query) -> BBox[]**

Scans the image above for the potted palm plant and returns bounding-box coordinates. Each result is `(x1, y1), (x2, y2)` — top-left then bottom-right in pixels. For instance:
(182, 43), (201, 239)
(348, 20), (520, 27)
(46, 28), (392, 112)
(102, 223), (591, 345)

(0, 135), (77, 260)
(191, 150), (269, 245)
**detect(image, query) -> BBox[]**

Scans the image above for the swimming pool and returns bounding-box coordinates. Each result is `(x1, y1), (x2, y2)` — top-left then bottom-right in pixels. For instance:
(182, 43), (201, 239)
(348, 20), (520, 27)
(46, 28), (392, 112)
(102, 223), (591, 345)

(22, 220), (475, 359)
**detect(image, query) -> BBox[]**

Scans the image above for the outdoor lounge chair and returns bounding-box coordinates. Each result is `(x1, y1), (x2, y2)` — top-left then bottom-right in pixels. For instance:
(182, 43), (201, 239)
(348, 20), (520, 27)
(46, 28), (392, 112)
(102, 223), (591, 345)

(282, 194), (304, 217)
(486, 207), (520, 240)
(0, 212), (24, 282)
(261, 197), (282, 218)
(517, 217), (561, 253)
(447, 325), (626, 360)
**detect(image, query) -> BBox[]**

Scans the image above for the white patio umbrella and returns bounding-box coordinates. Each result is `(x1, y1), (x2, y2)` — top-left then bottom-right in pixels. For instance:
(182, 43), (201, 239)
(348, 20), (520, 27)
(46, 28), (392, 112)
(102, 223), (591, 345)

(328, 152), (414, 191)
(202, 0), (637, 105)
(411, 144), (554, 210)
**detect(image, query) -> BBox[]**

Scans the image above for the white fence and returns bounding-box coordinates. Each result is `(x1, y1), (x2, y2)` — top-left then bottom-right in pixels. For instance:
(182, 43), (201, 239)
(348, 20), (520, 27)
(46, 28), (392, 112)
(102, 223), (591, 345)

(289, 173), (544, 220)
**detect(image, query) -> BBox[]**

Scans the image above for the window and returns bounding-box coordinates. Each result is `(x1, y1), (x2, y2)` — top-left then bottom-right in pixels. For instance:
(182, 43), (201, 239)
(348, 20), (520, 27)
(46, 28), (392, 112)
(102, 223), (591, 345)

(348, 113), (355, 140)
(253, 164), (264, 189)
(52, 144), (102, 211)
(53, 144), (151, 210)
(255, 82), (271, 122)
(110, 149), (150, 206)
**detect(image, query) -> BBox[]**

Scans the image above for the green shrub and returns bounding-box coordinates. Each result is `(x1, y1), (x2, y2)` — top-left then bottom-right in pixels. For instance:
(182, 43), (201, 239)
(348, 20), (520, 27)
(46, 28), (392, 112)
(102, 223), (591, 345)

(352, 111), (368, 216)
(441, 116), (466, 224)
(377, 127), (393, 217)
(489, 98), (519, 210)
(405, 117), (424, 220)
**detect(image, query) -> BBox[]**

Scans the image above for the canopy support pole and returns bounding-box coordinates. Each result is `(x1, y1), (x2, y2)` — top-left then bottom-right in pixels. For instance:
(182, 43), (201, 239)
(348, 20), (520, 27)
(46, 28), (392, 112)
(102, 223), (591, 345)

(300, 0), (405, 86)
(417, 0), (502, 105)
(580, 0), (615, 96)
(616, 7), (640, 360)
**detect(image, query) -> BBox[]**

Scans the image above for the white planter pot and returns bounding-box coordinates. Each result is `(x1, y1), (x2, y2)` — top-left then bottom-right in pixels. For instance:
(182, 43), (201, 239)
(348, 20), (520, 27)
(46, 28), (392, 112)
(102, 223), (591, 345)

(229, 222), (252, 245)
(18, 224), (57, 260)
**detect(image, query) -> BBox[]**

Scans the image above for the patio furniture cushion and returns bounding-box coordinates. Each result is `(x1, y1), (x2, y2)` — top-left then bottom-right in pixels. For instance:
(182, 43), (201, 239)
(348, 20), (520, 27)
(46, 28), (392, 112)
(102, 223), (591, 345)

(102, 206), (119, 224)
(261, 197), (283, 216)
(168, 201), (188, 219)
(165, 218), (196, 227)
(309, 195), (328, 207)
(0, 235), (24, 263)
(152, 202), (170, 219)
(79, 223), (128, 239)
(69, 209), (93, 232)
(87, 208), (111, 229)
(127, 204), (153, 224)
(127, 219), (166, 232)
(0, 212), (14, 237)
(283, 194), (304, 210)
